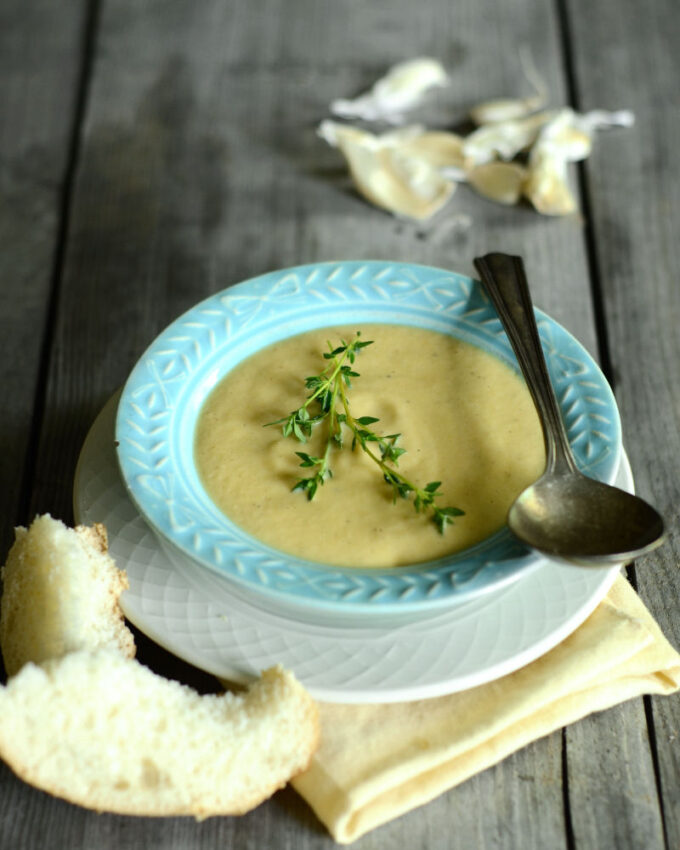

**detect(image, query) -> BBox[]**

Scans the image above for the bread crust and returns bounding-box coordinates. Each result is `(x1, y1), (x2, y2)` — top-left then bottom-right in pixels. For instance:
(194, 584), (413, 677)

(0, 515), (135, 675)
(0, 655), (319, 817)
(0, 516), (319, 817)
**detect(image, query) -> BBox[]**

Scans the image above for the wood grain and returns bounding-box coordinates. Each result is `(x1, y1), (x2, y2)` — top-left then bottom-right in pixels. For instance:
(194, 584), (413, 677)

(0, 0), (88, 554)
(0, 0), (94, 841)
(0, 0), (676, 847)
(564, 0), (680, 845)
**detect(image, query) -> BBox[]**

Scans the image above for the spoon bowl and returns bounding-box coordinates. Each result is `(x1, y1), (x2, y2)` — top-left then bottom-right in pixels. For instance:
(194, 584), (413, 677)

(474, 252), (666, 565)
(509, 473), (666, 565)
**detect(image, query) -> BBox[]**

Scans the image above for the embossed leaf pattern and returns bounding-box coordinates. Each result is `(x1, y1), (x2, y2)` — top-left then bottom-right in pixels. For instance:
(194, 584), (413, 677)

(116, 262), (620, 607)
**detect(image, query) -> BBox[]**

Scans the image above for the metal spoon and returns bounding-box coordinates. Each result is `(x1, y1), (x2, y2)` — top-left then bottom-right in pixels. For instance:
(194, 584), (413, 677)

(473, 252), (665, 565)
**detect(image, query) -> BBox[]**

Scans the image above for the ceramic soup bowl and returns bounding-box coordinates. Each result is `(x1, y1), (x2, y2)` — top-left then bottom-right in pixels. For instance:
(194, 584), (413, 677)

(115, 261), (622, 623)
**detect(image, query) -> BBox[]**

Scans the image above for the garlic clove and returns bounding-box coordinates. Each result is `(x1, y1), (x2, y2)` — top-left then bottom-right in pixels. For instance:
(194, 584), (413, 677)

(523, 147), (577, 216)
(531, 108), (590, 161)
(534, 107), (635, 163)
(550, 126), (592, 162)
(462, 111), (556, 167)
(469, 93), (547, 125)
(330, 58), (448, 124)
(318, 120), (455, 220)
(317, 120), (370, 149)
(467, 162), (527, 205)
(357, 147), (456, 220)
(396, 129), (466, 171)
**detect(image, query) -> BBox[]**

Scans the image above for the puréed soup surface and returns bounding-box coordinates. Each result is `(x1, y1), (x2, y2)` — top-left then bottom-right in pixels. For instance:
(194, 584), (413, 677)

(194, 325), (545, 567)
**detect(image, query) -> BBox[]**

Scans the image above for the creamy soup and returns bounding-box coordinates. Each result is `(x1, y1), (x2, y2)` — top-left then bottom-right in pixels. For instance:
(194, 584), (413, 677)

(194, 325), (545, 567)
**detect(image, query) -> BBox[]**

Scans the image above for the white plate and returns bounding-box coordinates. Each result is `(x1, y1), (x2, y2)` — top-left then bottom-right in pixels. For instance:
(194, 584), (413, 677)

(74, 394), (628, 703)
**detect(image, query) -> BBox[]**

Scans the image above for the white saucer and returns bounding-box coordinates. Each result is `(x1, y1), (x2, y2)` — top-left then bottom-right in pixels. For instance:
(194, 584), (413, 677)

(73, 394), (627, 704)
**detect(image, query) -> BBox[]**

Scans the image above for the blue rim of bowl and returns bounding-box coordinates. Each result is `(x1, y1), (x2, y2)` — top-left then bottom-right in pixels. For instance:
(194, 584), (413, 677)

(115, 261), (622, 614)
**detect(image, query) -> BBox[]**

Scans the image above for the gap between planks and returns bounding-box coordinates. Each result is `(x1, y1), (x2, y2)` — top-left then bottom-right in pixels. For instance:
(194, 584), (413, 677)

(553, 0), (669, 846)
(17, 0), (103, 526)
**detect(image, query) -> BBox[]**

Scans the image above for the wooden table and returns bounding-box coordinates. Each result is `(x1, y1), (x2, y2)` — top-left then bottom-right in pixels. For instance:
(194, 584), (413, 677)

(1, 1), (678, 847)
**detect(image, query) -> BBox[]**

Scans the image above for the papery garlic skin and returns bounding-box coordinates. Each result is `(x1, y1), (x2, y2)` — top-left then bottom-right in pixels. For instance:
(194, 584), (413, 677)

(521, 107), (635, 215)
(394, 130), (466, 173)
(330, 58), (448, 124)
(534, 107), (636, 161)
(535, 109), (592, 161)
(462, 111), (556, 167)
(576, 109), (635, 134)
(317, 120), (369, 149)
(318, 120), (455, 220)
(469, 93), (547, 125)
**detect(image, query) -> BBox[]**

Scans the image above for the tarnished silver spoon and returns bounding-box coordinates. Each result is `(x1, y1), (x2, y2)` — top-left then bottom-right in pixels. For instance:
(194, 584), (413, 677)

(473, 252), (665, 565)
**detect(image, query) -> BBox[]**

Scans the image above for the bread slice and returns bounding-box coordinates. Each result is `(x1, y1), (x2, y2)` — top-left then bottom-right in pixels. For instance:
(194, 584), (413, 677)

(0, 515), (135, 676)
(0, 515), (319, 816)
(0, 650), (319, 816)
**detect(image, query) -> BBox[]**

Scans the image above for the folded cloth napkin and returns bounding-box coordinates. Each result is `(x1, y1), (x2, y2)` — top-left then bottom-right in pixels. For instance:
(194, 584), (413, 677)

(292, 576), (680, 844)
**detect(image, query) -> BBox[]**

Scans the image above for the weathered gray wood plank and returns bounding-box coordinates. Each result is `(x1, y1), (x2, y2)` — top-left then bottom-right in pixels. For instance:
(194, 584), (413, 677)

(2, 0), (671, 847)
(565, 702), (666, 849)
(0, 0), (98, 843)
(20, 2), (578, 848)
(0, 0), (88, 555)
(564, 0), (680, 845)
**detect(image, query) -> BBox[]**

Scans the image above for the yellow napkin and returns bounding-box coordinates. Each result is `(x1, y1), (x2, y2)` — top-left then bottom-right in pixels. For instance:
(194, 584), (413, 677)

(292, 576), (680, 844)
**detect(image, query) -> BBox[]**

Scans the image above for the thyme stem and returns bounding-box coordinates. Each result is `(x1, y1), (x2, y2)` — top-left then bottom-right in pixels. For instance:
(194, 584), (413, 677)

(266, 332), (465, 533)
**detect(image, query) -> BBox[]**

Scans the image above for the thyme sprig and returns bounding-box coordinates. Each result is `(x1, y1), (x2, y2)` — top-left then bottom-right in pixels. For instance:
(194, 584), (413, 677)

(266, 333), (464, 534)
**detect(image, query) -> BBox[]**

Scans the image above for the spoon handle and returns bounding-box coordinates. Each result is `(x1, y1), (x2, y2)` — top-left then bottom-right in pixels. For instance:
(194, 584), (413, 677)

(473, 252), (577, 475)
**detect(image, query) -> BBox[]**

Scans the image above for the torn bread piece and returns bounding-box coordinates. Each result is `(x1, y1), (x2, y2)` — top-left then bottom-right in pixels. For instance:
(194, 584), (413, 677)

(0, 652), (319, 817)
(0, 515), (320, 816)
(0, 514), (134, 676)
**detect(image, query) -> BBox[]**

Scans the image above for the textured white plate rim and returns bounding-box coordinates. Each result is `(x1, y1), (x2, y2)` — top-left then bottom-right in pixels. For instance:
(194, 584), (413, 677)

(74, 394), (629, 704)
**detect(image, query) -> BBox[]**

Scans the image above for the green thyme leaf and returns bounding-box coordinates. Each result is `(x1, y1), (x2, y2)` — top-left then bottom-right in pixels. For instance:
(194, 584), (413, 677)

(265, 332), (464, 533)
